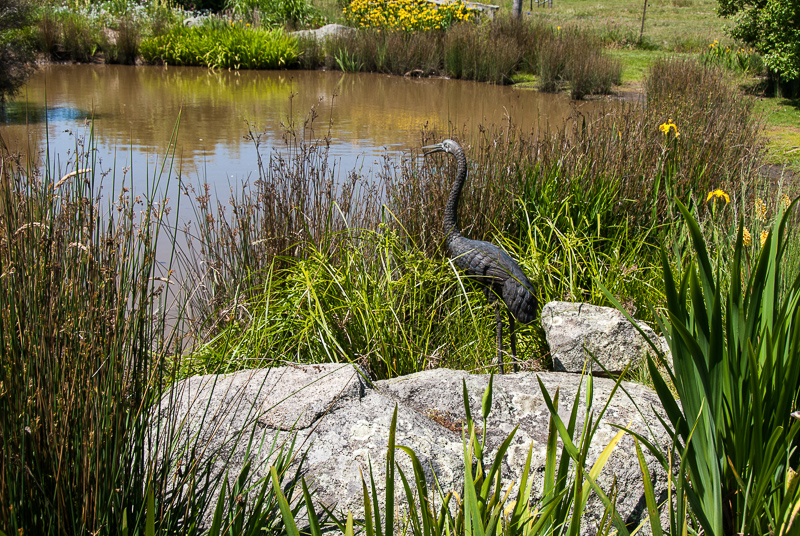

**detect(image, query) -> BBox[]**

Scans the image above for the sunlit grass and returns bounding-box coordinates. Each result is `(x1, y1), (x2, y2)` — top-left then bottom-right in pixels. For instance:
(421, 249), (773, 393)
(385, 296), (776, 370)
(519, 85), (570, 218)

(498, 0), (728, 52)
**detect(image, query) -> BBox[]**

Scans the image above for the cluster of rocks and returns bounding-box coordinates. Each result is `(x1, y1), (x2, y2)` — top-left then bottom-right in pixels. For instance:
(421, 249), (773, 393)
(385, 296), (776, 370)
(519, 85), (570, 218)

(151, 302), (673, 533)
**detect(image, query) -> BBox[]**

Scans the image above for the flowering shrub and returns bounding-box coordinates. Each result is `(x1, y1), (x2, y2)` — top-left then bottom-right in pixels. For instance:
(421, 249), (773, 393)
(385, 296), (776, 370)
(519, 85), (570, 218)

(344, 0), (476, 31)
(701, 39), (764, 75)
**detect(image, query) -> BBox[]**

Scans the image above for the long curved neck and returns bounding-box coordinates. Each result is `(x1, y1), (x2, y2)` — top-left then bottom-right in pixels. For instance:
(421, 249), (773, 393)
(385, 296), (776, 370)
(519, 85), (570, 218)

(443, 146), (467, 243)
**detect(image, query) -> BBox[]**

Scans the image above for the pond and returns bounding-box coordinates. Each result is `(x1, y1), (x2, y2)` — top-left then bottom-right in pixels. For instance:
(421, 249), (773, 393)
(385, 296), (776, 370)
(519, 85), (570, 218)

(1, 64), (593, 199)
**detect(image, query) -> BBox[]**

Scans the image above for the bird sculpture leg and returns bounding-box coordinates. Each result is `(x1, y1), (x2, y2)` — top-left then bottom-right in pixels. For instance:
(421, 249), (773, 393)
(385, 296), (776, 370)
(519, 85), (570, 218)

(508, 311), (518, 373)
(495, 302), (505, 374)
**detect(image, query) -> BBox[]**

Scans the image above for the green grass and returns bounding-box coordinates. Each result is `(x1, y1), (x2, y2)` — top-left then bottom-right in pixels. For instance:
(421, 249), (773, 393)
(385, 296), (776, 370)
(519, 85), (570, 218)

(609, 49), (692, 85)
(752, 97), (800, 171)
(491, 0), (730, 52)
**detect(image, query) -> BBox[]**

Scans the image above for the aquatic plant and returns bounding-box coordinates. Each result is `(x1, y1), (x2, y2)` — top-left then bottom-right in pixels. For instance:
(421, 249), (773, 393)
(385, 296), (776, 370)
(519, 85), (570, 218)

(140, 23), (300, 68)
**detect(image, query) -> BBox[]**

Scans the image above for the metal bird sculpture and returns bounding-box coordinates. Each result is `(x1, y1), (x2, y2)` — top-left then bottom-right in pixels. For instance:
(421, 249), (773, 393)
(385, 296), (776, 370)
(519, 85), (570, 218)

(423, 139), (538, 373)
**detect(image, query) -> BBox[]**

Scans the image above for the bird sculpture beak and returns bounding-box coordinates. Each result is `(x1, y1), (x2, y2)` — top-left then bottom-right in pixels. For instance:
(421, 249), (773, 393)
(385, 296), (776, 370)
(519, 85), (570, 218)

(422, 143), (445, 156)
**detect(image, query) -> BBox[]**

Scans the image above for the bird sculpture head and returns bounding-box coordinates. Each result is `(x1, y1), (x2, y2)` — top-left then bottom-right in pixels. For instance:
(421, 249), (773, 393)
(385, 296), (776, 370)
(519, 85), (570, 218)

(422, 139), (460, 156)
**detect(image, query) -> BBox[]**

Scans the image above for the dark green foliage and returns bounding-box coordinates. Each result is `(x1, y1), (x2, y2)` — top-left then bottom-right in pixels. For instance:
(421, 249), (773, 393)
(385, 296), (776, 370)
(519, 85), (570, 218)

(716, 0), (800, 85)
(0, 0), (35, 103)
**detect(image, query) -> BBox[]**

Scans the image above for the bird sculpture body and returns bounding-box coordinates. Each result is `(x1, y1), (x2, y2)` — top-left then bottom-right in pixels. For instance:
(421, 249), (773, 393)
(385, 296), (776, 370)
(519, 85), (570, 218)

(423, 139), (538, 373)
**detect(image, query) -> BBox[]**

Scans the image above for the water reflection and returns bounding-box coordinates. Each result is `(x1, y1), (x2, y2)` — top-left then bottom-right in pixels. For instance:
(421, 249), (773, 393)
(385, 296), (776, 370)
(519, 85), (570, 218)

(0, 102), (94, 125)
(0, 64), (593, 192)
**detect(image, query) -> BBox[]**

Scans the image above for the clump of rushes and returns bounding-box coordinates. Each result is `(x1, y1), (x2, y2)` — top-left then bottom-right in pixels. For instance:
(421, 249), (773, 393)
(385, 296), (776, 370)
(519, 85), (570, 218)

(184, 59), (779, 376)
(0, 137), (178, 531)
(344, 0), (476, 31)
(139, 22), (300, 68)
(536, 25), (621, 98)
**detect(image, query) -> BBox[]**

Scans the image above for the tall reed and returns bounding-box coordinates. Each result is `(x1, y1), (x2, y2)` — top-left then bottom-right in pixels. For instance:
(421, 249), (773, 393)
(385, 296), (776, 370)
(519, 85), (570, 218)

(0, 129), (310, 534)
(184, 59), (774, 376)
(0, 135), (178, 532)
(320, 18), (621, 91)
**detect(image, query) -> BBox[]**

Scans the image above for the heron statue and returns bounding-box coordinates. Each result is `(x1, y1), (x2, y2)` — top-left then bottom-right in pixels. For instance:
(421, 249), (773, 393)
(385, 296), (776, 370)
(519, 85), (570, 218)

(423, 139), (538, 373)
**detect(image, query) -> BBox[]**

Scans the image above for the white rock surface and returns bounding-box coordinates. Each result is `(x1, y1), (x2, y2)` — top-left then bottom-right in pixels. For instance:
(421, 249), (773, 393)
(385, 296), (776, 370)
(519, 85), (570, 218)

(150, 363), (671, 533)
(541, 301), (671, 374)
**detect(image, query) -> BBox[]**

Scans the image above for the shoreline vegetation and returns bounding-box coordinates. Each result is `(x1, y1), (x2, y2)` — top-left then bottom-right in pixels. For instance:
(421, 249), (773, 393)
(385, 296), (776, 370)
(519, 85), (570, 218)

(20, 0), (800, 168)
(2, 0), (800, 534)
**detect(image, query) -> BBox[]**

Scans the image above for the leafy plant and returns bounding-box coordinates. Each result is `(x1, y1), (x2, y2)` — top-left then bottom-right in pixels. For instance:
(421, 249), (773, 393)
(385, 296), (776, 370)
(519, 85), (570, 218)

(605, 197), (800, 535)
(140, 23), (300, 68)
(334, 47), (363, 72)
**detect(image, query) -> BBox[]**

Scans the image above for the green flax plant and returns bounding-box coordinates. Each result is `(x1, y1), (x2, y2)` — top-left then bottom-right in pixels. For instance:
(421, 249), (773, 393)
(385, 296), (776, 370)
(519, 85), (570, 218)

(605, 198), (800, 535)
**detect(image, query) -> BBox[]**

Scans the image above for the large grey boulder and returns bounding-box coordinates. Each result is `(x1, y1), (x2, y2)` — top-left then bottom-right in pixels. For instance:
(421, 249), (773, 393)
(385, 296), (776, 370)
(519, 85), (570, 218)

(151, 364), (670, 533)
(541, 301), (671, 374)
(378, 369), (670, 532)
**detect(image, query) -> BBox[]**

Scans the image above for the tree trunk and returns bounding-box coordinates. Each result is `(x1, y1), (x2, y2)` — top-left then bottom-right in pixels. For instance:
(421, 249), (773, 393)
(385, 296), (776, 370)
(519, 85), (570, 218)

(513, 0), (523, 17)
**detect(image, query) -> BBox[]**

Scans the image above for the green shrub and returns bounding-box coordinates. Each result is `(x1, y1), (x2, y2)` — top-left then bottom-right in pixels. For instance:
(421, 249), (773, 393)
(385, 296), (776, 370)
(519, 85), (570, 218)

(226, 0), (323, 29)
(140, 23), (300, 68)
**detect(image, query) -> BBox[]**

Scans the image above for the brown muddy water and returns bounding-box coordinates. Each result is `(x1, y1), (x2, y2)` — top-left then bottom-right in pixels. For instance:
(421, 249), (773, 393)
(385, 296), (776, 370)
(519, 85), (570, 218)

(0, 64), (599, 320)
(1, 64), (594, 195)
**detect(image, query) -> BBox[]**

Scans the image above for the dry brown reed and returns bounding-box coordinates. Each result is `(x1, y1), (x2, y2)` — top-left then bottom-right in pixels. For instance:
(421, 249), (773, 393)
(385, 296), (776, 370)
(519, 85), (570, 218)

(180, 124), (384, 321)
(318, 18), (621, 91)
(325, 28), (444, 75)
(388, 58), (765, 252)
